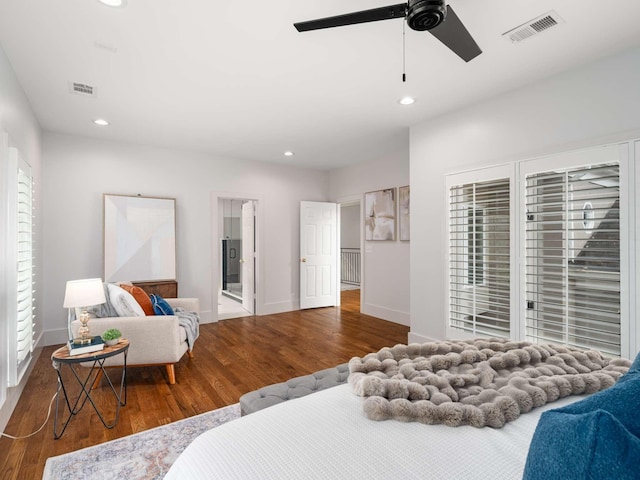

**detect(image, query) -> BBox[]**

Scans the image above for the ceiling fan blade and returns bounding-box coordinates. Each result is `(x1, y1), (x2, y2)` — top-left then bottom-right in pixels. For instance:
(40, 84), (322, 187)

(294, 4), (407, 32)
(428, 5), (481, 62)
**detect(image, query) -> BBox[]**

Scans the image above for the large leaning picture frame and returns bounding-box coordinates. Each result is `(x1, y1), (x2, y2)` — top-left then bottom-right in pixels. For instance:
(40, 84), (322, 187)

(364, 188), (396, 241)
(104, 194), (176, 283)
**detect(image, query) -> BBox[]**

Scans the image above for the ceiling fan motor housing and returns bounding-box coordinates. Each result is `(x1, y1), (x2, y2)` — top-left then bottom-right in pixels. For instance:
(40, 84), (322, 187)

(407, 0), (446, 31)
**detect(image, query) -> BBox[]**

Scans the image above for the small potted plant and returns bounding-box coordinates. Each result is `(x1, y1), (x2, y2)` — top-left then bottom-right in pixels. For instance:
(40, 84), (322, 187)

(102, 328), (122, 346)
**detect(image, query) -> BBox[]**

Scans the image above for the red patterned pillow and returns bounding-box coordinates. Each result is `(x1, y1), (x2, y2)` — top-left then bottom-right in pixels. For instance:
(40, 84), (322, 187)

(119, 284), (155, 316)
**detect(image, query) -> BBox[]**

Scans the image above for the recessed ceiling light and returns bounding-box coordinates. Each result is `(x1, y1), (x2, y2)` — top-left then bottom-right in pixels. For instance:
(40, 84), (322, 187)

(93, 118), (110, 126)
(97, 0), (127, 8)
(398, 96), (415, 105)
(284, 151), (294, 157)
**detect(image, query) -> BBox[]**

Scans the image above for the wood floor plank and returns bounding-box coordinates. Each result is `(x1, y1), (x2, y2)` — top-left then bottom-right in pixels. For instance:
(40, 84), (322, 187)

(0, 290), (408, 479)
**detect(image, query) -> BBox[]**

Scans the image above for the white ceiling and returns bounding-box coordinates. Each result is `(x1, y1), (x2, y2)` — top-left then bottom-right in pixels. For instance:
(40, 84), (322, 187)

(1, 0), (640, 170)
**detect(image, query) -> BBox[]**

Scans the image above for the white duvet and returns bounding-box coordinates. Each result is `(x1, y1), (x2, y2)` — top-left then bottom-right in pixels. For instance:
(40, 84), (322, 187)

(165, 384), (582, 480)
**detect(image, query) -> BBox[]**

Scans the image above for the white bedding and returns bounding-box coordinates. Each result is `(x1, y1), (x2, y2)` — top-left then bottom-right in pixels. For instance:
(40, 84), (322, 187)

(165, 384), (583, 480)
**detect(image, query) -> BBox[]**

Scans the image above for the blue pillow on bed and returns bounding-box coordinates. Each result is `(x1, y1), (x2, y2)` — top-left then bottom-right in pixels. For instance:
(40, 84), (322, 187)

(522, 353), (640, 480)
(150, 294), (175, 315)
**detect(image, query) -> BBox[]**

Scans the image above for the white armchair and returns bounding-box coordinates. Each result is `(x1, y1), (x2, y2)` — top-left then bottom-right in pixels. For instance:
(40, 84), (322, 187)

(71, 297), (199, 384)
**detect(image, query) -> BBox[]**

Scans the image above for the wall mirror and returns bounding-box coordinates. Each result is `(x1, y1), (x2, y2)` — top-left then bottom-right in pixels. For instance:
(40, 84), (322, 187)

(103, 194), (176, 282)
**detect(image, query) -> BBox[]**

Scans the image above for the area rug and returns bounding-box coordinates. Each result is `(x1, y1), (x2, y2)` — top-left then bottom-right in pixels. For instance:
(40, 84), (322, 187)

(43, 403), (240, 480)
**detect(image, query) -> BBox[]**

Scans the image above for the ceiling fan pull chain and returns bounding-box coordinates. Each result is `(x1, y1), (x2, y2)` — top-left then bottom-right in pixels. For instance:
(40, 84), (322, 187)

(402, 19), (407, 82)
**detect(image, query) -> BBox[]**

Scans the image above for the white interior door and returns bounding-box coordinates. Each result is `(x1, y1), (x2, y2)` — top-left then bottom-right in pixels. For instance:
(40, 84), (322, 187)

(241, 201), (255, 314)
(300, 201), (337, 309)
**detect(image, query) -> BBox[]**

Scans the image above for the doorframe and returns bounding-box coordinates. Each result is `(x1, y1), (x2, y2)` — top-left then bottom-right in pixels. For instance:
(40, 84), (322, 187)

(211, 191), (264, 321)
(336, 194), (363, 312)
(241, 200), (256, 314)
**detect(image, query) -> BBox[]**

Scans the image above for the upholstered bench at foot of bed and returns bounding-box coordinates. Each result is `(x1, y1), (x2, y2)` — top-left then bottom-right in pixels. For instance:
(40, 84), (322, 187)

(240, 363), (349, 415)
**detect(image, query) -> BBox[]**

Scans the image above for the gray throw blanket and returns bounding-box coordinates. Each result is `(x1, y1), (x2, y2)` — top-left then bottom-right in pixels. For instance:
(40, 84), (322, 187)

(348, 338), (631, 428)
(174, 307), (199, 351)
(83, 283), (119, 318)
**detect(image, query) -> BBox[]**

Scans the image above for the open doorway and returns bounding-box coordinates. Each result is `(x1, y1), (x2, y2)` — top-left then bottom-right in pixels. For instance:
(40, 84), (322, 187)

(340, 201), (361, 312)
(218, 198), (255, 320)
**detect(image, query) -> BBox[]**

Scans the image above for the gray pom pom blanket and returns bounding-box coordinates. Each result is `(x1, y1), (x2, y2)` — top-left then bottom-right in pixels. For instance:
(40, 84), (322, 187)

(348, 338), (631, 428)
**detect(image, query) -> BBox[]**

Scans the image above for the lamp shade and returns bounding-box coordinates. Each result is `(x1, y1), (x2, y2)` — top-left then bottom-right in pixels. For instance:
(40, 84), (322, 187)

(63, 278), (106, 308)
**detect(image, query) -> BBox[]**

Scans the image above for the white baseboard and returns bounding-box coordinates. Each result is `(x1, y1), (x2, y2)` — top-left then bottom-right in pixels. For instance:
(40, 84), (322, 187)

(258, 300), (297, 316)
(211, 301), (297, 319)
(408, 331), (441, 344)
(198, 310), (214, 324)
(362, 303), (410, 326)
(0, 337), (43, 434)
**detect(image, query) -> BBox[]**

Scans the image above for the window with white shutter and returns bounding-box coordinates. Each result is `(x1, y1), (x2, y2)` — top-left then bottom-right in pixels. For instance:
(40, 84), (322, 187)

(448, 176), (512, 338)
(7, 147), (35, 386)
(446, 143), (629, 357)
(525, 163), (621, 356)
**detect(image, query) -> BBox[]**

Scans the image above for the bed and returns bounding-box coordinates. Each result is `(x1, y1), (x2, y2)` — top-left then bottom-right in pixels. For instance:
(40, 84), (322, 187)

(165, 383), (579, 479)
(165, 341), (639, 480)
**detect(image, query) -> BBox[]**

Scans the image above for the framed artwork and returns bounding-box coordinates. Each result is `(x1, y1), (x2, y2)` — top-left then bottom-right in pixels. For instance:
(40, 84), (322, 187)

(399, 185), (410, 241)
(364, 188), (396, 241)
(104, 194), (176, 282)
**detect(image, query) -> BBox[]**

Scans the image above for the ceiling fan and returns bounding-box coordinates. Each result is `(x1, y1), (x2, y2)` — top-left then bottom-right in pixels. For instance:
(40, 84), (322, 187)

(294, 0), (481, 62)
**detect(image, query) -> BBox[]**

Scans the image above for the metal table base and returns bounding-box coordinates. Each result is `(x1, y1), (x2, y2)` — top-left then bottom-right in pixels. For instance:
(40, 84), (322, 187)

(51, 340), (129, 439)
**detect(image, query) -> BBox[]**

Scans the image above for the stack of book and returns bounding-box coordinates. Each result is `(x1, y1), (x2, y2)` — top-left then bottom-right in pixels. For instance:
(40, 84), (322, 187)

(66, 336), (105, 356)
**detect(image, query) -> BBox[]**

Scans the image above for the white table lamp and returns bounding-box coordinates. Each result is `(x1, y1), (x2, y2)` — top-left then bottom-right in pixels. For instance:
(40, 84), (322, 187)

(63, 278), (106, 344)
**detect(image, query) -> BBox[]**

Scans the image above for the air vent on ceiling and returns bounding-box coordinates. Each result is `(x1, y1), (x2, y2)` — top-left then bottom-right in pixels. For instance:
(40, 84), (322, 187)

(502, 11), (565, 43)
(69, 82), (97, 97)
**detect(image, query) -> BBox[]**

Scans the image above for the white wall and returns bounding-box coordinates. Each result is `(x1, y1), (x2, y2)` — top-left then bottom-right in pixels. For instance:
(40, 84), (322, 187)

(0, 44), (42, 431)
(409, 46), (640, 344)
(42, 133), (329, 342)
(330, 144), (410, 326)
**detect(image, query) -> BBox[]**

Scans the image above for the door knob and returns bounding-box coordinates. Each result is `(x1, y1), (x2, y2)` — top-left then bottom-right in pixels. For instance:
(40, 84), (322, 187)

(301, 258), (307, 263)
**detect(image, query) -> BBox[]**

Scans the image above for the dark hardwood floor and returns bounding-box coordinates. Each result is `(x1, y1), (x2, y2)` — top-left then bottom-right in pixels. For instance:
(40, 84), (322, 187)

(0, 289), (409, 479)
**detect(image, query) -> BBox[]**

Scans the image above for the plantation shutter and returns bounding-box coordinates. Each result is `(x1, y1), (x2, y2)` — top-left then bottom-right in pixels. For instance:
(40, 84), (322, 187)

(449, 178), (511, 337)
(8, 148), (35, 386)
(525, 163), (620, 356)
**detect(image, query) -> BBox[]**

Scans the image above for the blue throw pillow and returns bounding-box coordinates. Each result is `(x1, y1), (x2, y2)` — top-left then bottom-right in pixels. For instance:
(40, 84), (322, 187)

(150, 294), (175, 315)
(626, 350), (640, 374)
(523, 353), (640, 480)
